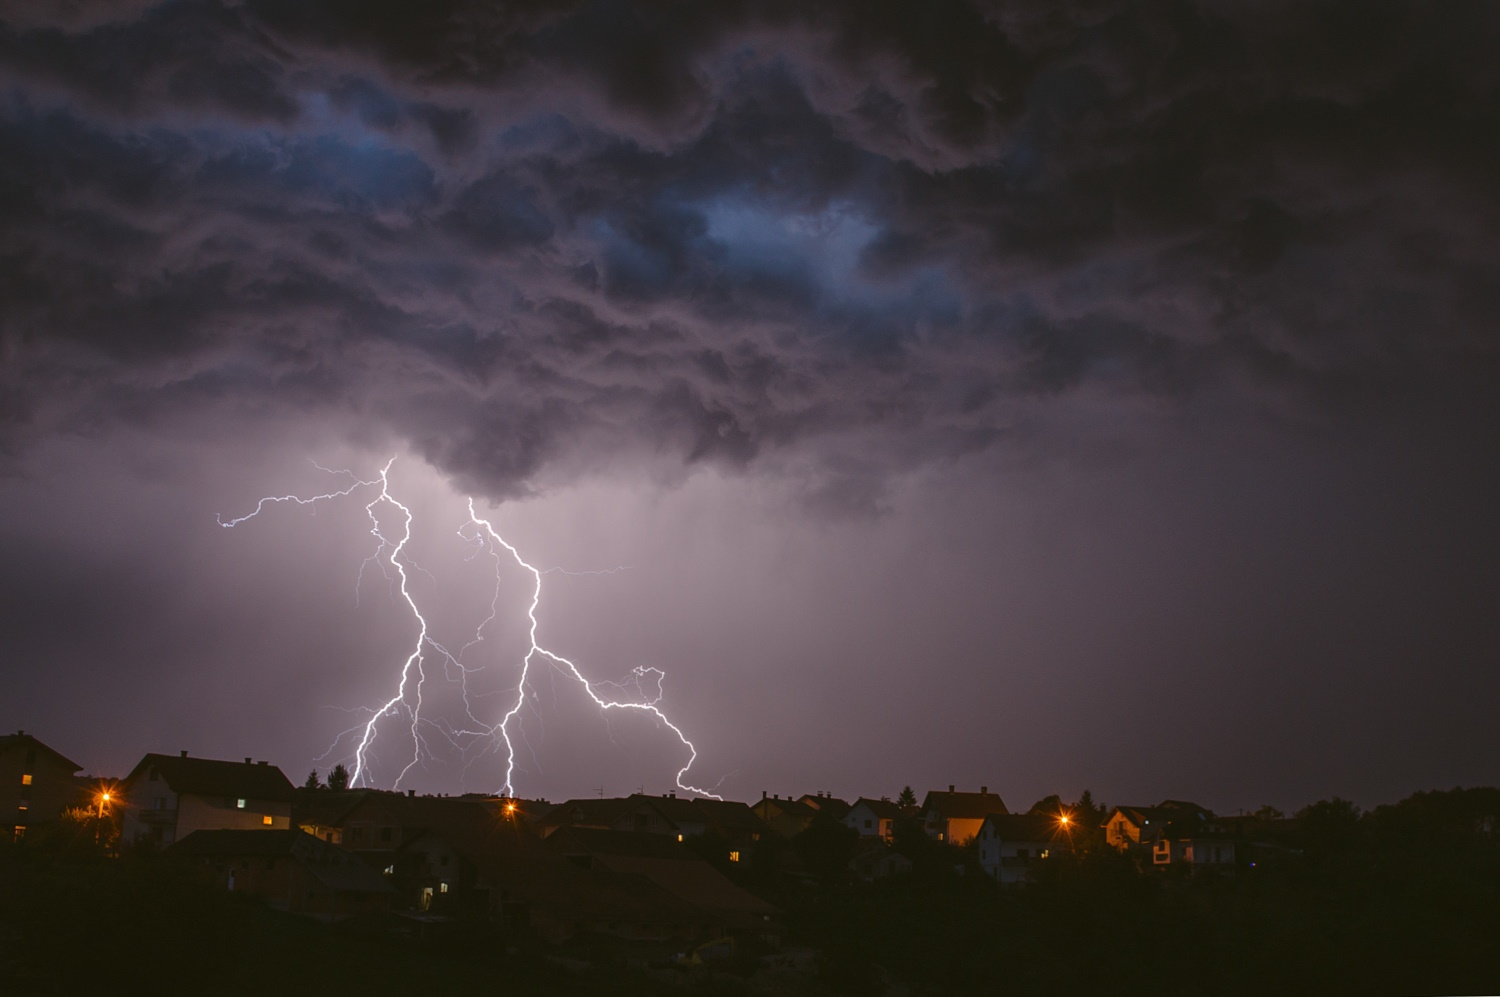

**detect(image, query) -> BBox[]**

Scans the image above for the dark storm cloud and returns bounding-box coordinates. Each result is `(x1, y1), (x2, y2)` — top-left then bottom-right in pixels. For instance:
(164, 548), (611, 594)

(2, 0), (1498, 504)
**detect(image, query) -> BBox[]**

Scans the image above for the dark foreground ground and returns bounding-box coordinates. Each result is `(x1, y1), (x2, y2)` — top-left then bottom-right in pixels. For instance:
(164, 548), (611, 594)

(5, 792), (1499, 997)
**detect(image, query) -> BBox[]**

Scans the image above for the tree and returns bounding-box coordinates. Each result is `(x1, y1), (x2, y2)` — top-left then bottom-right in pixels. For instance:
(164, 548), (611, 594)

(1296, 797), (1362, 858)
(1028, 794), (1066, 816)
(1253, 804), (1284, 821)
(303, 770), (322, 790)
(327, 763), (349, 791)
(897, 785), (917, 811)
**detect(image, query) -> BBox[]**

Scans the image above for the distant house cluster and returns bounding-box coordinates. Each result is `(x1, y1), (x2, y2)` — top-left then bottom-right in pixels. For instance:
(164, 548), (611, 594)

(5, 727), (1271, 945)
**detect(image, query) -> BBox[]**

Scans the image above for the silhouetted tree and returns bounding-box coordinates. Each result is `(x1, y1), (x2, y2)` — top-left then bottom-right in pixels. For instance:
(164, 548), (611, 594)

(327, 763), (349, 791)
(1253, 804), (1285, 821)
(303, 770), (322, 790)
(1028, 794), (1066, 816)
(897, 785), (917, 811)
(1296, 797), (1362, 858)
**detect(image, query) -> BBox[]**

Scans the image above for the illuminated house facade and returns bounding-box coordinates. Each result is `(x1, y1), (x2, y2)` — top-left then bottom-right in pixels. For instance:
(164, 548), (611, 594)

(843, 797), (904, 841)
(0, 731), (85, 843)
(922, 786), (1009, 845)
(119, 751), (295, 847)
(1104, 800), (1236, 872)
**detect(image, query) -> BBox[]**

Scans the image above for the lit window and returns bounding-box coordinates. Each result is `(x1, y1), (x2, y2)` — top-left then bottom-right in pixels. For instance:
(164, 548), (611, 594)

(12, 826), (24, 842)
(677, 834), (683, 842)
(16, 805), (26, 813)
(383, 865), (394, 875)
(439, 882), (449, 894)
(729, 851), (740, 863)
(236, 799), (246, 809)
(262, 815), (273, 826)
(20, 774), (31, 786)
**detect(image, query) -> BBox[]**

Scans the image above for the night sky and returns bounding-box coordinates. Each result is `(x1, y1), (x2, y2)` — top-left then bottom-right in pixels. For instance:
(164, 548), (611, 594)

(2, 0), (1497, 813)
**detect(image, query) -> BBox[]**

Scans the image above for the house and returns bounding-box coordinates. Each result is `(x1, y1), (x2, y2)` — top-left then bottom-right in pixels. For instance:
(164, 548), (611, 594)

(292, 788), (371, 844)
(535, 794), (767, 862)
(546, 826), (780, 940)
(0, 731), (87, 843)
(849, 838), (913, 881)
(1104, 800), (1211, 850)
(752, 794), (820, 837)
(170, 828), (393, 919)
(691, 797), (769, 858)
(922, 786), (1008, 845)
(532, 797), (634, 837)
(389, 808), (683, 943)
(1104, 801), (1235, 872)
(119, 751), (295, 848)
(976, 813), (1063, 885)
(843, 798), (904, 841)
(798, 793), (852, 822)
(332, 789), (507, 858)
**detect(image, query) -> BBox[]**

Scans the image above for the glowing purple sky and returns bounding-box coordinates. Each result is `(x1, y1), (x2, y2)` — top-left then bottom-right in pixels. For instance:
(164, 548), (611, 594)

(2, 1), (1497, 812)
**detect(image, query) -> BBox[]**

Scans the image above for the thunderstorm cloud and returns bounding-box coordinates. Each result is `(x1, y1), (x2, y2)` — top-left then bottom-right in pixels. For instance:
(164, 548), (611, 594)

(1, 0), (1497, 804)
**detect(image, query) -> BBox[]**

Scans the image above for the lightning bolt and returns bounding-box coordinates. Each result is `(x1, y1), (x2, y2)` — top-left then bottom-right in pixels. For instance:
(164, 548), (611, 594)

(218, 458), (719, 799)
(466, 499), (720, 800)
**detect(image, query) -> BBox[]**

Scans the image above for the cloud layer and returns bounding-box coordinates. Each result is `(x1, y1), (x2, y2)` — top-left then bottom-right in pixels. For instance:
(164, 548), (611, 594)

(3, 0), (1496, 508)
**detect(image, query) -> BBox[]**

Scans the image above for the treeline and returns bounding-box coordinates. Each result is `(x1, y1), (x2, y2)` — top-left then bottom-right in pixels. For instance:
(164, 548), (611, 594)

(780, 787), (1500, 996)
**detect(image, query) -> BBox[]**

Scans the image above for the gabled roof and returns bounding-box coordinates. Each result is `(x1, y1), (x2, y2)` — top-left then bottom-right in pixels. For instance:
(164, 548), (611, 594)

(293, 789), (373, 827)
(0, 732), (82, 773)
(755, 796), (819, 819)
(1109, 801), (1214, 828)
(980, 813), (1060, 842)
(535, 797), (635, 830)
(798, 795), (852, 819)
(921, 790), (1009, 820)
(407, 818), (678, 924)
(691, 798), (769, 836)
(848, 797), (904, 821)
(123, 753), (296, 802)
(626, 793), (710, 827)
(547, 826), (779, 919)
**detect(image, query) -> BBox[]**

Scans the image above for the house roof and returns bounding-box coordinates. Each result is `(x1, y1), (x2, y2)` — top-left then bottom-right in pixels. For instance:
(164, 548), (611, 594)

(691, 798), (770, 836)
(535, 797), (636, 830)
(0, 732), (82, 773)
(848, 797), (905, 821)
(627, 793), (711, 827)
(1110, 802), (1214, 826)
(980, 813), (1061, 842)
(406, 817), (679, 924)
(921, 790), (1009, 820)
(755, 796), (819, 820)
(293, 788), (373, 827)
(170, 829), (393, 894)
(123, 753), (296, 802)
(547, 826), (779, 919)
(798, 795), (852, 819)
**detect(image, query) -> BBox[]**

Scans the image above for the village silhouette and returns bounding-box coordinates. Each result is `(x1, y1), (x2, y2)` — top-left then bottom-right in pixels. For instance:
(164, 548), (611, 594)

(4, 728), (1497, 995)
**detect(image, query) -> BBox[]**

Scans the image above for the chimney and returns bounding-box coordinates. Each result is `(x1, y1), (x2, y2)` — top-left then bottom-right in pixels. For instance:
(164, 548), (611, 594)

(762, 790), (767, 800)
(981, 786), (988, 795)
(949, 784), (955, 793)
(407, 789), (415, 798)
(257, 761), (267, 766)
(181, 750), (189, 758)
(245, 757), (252, 765)
(669, 791), (676, 799)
